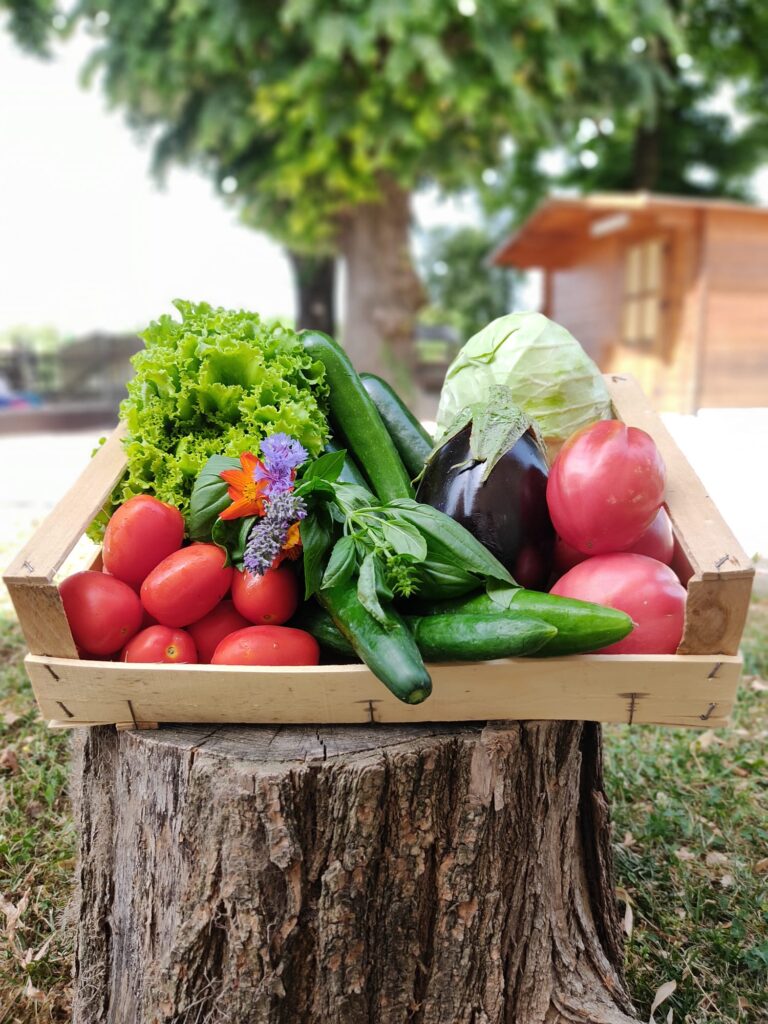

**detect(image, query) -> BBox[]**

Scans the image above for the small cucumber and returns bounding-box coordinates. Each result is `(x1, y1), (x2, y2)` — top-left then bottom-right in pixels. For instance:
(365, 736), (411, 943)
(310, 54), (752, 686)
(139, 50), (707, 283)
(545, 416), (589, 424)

(360, 373), (433, 478)
(318, 583), (431, 704)
(302, 332), (414, 502)
(410, 590), (633, 656)
(408, 613), (556, 660)
(297, 603), (557, 661)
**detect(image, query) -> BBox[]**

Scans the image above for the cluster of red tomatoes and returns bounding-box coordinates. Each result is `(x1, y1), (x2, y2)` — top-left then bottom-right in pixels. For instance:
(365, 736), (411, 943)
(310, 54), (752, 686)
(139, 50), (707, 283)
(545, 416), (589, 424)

(546, 420), (687, 654)
(59, 495), (319, 666)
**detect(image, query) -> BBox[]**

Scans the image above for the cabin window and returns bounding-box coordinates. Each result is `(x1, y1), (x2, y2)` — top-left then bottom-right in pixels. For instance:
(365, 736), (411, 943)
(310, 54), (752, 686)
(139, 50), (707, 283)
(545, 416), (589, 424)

(622, 239), (664, 350)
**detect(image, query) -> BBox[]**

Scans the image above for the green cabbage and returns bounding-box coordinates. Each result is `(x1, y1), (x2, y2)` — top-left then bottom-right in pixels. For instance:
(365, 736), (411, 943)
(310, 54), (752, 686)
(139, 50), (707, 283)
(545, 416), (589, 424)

(94, 300), (330, 534)
(436, 312), (612, 445)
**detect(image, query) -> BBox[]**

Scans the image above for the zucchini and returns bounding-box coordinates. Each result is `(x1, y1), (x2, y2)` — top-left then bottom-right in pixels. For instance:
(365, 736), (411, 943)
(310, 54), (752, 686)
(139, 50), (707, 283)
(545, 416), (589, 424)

(323, 439), (368, 488)
(318, 583), (431, 704)
(298, 603), (557, 661)
(360, 373), (433, 478)
(411, 590), (633, 656)
(302, 332), (414, 502)
(408, 613), (556, 660)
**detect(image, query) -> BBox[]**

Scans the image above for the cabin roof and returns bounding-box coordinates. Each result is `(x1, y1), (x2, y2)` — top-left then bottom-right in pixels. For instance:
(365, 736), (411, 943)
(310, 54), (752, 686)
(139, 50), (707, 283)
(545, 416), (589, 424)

(492, 192), (768, 270)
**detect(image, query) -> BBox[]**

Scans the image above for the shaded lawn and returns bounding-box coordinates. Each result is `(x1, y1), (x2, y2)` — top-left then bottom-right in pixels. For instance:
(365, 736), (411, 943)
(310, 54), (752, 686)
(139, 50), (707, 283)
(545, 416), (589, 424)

(0, 601), (765, 1022)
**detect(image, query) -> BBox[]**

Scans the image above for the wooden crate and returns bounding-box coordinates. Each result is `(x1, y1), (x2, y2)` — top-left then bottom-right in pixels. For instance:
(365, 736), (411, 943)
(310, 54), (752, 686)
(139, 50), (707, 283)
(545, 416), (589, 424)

(3, 376), (754, 731)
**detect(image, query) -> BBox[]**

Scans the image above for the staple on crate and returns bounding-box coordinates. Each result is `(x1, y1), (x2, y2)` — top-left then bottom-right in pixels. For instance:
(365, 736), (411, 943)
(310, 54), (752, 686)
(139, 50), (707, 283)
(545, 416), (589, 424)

(707, 662), (723, 680)
(699, 702), (718, 722)
(56, 700), (74, 719)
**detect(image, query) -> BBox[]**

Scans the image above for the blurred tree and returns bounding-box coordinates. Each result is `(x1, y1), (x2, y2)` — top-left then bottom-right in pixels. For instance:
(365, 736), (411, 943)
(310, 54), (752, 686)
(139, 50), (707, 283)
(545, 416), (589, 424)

(479, 5), (768, 225)
(417, 225), (516, 342)
(1, 0), (678, 378)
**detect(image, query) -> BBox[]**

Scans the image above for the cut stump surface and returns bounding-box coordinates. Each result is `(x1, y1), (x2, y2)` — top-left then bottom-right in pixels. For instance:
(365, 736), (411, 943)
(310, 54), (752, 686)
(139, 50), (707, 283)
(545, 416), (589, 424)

(72, 721), (641, 1024)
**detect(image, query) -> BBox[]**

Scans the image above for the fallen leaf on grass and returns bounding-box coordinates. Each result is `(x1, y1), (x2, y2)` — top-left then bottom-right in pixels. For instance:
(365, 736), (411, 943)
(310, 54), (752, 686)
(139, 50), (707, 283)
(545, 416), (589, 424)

(0, 891), (29, 943)
(754, 858), (768, 875)
(690, 730), (718, 751)
(730, 764), (749, 778)
(622, 831), (636, 848)
(705, 851), (729, 869)
(2, 711), (22, 727)
(675, 848), (695, 863)
(0, 748), (19, 773)
(720, 873), (735, 888)
(750, 678), (768, 692)
(649, 980), (677, 1022)
(23, 979), (45, 1002)
(623, 901), (634, 940)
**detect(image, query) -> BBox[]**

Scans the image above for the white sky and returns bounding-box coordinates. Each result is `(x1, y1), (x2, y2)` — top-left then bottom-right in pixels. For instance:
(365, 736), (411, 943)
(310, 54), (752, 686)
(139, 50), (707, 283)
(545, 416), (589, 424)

(0, 22), (476, 337)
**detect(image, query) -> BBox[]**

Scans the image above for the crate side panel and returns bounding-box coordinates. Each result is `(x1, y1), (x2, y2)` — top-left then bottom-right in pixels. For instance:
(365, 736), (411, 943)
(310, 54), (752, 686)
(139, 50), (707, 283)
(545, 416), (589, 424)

(9, 583), (78, 659)
(26, 654), (740, 730)
(3, 424), (127, 585)
(678, 575), (754, 656)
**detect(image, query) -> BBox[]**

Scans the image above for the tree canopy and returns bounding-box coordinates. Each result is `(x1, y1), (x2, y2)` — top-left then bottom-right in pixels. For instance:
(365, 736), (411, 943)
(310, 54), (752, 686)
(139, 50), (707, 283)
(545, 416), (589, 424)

(2, 0), (678, 254)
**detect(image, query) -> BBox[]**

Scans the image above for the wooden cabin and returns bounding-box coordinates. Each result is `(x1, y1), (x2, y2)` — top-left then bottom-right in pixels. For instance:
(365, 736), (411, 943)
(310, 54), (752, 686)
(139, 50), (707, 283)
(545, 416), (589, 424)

(493, 193), (768, 412)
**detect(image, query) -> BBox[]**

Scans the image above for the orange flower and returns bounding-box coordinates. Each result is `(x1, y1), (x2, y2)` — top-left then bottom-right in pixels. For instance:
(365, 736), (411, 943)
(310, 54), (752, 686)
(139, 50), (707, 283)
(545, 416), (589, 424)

(219, 452), (269, 520)
(271, 522), (303, 569)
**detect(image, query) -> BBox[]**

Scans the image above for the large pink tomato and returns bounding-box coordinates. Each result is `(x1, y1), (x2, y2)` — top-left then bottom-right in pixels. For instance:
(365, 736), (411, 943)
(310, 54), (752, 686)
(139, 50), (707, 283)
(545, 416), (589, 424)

(546, 420), (666, 555)
(550, 552), (686, 654)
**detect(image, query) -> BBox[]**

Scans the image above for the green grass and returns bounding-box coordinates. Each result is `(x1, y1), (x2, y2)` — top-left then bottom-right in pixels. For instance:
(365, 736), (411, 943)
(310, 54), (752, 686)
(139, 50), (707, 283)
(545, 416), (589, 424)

(0, 600), (765, 1021)
(606, 596), (768, 1023)
(0, 616), (74, 1021)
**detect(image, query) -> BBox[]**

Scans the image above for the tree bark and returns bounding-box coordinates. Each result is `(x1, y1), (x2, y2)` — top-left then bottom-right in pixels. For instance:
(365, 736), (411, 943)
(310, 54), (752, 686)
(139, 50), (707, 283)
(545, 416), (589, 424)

(287, 251), (337, 336)
(71, 721), (640, 1024)
(339, 176), (425, 385)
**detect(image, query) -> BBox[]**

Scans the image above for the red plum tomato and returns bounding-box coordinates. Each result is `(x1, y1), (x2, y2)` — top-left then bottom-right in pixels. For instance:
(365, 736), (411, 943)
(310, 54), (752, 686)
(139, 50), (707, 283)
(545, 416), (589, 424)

(122, 625), (197, 664)
(546, 420), (666, 555)
(60, 571), (143, 655)
(103, 495), (185, 590)
(187, 600), (250, 663)
(550, 552), (686, 654)
(626, 506), (675, 565)
(231, 565), (299, 625)
(140, 543), (233, 627)
(211, 626), (319, 666)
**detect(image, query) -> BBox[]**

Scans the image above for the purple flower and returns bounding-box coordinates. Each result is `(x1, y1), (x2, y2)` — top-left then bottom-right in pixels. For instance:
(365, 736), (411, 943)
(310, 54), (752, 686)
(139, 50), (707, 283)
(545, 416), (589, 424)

(243, 491), (307, 577)
(254, 433), (308, 496)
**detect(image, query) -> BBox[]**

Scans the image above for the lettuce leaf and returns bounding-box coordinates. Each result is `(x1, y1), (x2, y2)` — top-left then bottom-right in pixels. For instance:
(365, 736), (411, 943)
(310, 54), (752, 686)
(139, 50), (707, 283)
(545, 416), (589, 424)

(89, 300), (329, 538)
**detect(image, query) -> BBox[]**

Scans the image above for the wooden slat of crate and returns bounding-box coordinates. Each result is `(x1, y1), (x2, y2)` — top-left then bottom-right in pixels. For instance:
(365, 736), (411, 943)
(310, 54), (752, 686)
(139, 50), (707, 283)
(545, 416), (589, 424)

(27, 652), (741, 730)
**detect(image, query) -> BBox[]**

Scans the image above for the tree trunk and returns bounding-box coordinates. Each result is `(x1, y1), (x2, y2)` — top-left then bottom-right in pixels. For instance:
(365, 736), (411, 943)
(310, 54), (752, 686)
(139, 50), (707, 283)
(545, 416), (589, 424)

(339, 176), (425, 385)
(288, 251), (337, 336)
(71, 721), (640, 1024)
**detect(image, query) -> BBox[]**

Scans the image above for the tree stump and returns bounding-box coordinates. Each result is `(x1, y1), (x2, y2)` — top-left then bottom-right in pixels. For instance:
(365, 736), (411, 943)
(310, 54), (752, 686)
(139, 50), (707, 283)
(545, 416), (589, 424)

(71, 721), (641, 1024)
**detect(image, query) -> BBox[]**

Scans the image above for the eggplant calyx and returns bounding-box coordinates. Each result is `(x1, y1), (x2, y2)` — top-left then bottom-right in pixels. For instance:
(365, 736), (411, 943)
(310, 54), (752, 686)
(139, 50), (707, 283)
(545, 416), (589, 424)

(428, 385), (546, 483)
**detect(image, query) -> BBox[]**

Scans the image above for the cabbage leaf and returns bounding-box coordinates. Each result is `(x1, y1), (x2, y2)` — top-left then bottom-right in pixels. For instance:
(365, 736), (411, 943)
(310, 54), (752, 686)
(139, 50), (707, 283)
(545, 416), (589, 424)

(436, 312), (612, 445)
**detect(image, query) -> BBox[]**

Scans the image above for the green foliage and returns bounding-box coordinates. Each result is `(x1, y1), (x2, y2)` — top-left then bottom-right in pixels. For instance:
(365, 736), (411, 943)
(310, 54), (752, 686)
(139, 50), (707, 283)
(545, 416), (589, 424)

(479, 3), (768, 225)
(2, 0), (678, 252)
(417, 225), (515, 343)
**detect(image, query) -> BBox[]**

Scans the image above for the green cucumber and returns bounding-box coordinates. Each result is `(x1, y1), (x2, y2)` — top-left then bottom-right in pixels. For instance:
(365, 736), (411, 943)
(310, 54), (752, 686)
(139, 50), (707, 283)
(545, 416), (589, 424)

(408, 614), (556, 660)
(410, 590), (634, 656)
(323, 439), (368, 488)
(302, 332), (414, 501)
(360, 373), (433, 478)
(297, 603), (557, 661)
(318, 583), (431, 704)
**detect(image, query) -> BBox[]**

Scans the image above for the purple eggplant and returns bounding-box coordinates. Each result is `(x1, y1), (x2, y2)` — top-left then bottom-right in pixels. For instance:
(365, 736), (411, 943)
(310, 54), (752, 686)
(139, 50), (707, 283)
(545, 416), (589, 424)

(415, 397), (554, 590)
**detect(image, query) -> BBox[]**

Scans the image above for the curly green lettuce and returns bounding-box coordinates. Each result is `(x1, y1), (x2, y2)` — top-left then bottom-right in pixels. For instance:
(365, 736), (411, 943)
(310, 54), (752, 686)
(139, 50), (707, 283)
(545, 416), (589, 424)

(90, 300), (329, 538)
